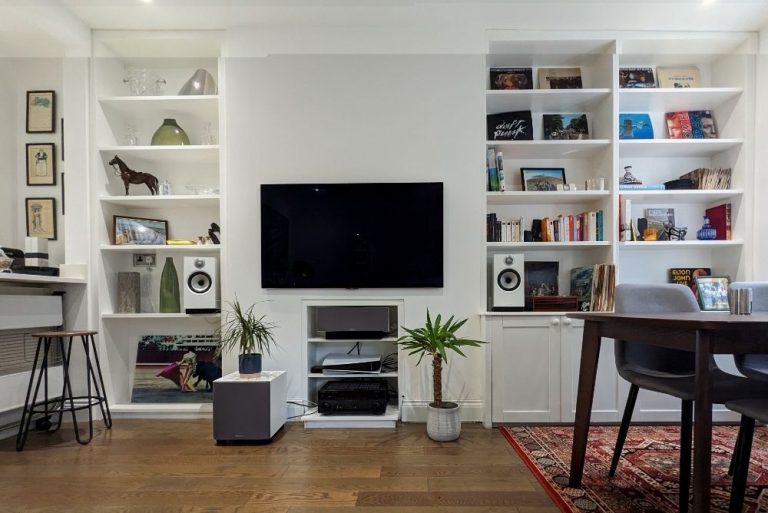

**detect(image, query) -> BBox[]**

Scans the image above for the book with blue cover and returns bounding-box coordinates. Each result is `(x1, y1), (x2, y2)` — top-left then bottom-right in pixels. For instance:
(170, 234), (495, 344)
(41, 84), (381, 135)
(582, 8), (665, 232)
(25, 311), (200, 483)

(619, 113), (654, 139)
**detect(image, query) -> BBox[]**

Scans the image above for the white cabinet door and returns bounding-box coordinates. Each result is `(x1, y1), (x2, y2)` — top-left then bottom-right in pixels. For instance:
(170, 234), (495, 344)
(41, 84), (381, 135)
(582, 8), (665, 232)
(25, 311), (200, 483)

(490, 316), (561, 423)
(560, 318), (622, 423)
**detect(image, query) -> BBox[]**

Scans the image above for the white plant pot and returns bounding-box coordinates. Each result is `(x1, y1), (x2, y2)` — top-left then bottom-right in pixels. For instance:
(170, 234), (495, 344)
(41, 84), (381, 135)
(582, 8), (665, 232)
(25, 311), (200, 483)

(426, 402), (461, 442)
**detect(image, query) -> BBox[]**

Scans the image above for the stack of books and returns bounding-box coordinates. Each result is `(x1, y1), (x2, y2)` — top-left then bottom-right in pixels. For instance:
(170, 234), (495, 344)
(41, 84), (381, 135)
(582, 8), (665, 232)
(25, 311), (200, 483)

(568, 263), (616, 311)
(679, 168), (732, 190)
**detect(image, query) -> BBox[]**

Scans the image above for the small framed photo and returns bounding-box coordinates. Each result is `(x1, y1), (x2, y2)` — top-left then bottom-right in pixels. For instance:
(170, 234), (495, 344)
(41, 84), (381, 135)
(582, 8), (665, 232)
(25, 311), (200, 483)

(114, 215), (168, 245)
(525, 261), (559, 297)
(695, 276), (730, 311)
(26, 91), (55, 133)
(26, 143), (56, 186)
(25, 198), (57, 240)
(521, 167), (567, 192)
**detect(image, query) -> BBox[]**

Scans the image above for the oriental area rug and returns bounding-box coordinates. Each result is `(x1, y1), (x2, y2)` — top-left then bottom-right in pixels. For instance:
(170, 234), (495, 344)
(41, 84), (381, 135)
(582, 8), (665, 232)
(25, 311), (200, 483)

(501, 425), (768, 512)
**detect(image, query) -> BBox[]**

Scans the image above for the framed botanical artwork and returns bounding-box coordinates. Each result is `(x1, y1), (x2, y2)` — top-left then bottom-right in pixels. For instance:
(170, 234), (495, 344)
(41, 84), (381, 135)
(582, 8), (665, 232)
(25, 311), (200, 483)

(113, 215), (168, 245)
(25, 198), (57, 240)
(26, 143), (56, 186)
(695, 275), (730, 311)
(26, 91), (55, 133)
(521, 167), (566, 191)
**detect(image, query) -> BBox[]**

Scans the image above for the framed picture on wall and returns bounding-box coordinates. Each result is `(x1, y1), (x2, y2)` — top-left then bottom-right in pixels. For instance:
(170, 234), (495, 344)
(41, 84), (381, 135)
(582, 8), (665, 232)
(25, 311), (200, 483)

(26, 143), (56, 186)
(26, 91), (56, 133)
(25, 197), (57, 240)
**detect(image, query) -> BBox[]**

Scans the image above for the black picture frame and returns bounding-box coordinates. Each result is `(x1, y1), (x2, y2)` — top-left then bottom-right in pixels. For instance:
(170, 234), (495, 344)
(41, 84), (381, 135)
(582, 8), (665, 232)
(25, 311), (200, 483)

(25, 143), (56, 186)
(26, 90), (56, 134)
(695, 275), (730, 311)
(113, 215), (168, 245)
(25, 197), (57, 240)
(521, 167), (567, 192)
(524, 261), (559, 297)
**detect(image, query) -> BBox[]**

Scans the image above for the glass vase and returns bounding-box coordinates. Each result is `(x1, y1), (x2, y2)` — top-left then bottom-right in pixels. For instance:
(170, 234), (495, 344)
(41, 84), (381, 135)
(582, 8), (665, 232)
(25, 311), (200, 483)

(159, 257), (181, 313)
(151, 118), (190, 146)
(696, 216), (717, 240)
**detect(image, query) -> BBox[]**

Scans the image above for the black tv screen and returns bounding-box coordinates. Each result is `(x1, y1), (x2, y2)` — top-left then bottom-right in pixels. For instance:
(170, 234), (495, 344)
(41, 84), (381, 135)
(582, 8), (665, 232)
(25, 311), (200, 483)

(261, 182), (443, 288)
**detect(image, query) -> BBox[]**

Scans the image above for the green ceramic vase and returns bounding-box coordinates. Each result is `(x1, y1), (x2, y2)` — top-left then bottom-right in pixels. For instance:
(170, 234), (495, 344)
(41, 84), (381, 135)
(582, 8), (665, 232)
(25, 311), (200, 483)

(159, 257), (181, 313)
(151, 118), (190, 146)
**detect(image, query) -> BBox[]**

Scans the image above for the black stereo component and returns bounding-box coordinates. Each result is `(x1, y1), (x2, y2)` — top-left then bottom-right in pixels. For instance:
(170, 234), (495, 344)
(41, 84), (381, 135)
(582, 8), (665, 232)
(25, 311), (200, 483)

(317, 380), (388, 415)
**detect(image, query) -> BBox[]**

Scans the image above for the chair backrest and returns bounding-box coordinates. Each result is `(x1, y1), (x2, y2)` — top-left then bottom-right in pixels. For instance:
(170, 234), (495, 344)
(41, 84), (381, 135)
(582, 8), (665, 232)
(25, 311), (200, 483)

(730, 282), (768, 378)
(614, 283), (701, 374)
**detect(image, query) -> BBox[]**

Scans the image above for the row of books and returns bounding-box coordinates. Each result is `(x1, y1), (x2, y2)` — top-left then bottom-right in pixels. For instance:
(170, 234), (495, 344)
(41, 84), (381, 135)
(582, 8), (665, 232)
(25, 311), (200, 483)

(569, 263), (616, 312)
(680, 167), (732, 190)
(487, 211), (605, 243)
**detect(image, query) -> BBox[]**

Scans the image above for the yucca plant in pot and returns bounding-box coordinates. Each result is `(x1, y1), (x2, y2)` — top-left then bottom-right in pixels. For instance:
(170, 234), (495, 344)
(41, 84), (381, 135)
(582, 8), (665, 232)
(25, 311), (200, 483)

(397, 310), (484, 442)
(217, 300), (277, 376)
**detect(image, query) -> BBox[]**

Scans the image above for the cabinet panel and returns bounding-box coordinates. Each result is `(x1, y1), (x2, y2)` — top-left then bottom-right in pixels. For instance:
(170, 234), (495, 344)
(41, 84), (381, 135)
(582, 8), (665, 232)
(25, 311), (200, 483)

(491, 316), (561, 423)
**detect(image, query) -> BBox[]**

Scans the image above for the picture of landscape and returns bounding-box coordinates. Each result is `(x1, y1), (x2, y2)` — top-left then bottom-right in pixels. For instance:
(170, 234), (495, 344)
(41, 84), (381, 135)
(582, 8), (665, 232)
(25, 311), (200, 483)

(521, 168), (566, 191)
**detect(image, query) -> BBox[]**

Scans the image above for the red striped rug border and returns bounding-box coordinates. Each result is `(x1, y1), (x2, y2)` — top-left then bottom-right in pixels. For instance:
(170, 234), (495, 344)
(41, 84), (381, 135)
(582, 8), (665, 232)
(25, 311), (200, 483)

(499, 427), (575, 513)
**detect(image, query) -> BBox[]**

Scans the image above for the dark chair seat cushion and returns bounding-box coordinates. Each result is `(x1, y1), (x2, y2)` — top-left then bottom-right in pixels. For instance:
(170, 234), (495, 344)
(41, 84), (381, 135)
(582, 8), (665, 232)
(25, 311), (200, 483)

(725, 399), (768, 424)
(618, 365), (768, 403)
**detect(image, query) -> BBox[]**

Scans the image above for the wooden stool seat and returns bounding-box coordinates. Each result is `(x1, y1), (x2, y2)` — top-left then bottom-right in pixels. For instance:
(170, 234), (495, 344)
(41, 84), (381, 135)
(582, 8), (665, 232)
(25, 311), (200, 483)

(16, 330), (112, 451)
(31, 330), (98, 337)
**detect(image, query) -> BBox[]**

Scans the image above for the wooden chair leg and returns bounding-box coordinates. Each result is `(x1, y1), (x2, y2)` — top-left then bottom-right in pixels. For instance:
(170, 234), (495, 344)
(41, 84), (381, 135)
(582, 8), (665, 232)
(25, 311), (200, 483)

(679, 400), (693, 513)
(609, 384), (639, 477)
(730, 415), (755, 513)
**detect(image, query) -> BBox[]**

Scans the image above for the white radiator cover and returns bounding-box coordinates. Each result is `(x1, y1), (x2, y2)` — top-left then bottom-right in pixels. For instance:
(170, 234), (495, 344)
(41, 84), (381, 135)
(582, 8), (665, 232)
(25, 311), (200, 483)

(0, 295), (63, 414)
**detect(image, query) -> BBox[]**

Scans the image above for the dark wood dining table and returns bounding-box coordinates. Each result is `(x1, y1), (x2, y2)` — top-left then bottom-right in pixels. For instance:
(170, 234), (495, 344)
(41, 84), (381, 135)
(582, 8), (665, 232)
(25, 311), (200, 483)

(566, 311), (768, 513)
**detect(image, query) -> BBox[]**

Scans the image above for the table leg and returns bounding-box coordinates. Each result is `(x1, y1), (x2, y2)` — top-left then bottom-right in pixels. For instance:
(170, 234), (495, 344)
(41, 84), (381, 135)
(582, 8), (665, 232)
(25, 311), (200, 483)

(693, 330), (712, 513)
(569, 320), (602, 488)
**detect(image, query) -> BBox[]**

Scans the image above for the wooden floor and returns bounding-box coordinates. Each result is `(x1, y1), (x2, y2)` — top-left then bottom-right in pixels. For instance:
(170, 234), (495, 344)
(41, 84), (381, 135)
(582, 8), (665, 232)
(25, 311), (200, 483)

(0, 420), (557, 513)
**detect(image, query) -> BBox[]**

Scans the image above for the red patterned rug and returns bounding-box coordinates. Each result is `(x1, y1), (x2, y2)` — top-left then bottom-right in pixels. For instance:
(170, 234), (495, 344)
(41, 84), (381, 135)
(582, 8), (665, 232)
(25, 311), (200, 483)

(501, 425), (768, 512)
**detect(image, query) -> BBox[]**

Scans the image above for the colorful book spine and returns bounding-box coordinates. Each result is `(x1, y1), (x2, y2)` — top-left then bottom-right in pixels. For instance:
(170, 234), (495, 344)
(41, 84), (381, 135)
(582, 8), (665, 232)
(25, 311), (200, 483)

(618, 184), (666, 190)
(486, 148), (499, 191)
(496, 152), (506, 192)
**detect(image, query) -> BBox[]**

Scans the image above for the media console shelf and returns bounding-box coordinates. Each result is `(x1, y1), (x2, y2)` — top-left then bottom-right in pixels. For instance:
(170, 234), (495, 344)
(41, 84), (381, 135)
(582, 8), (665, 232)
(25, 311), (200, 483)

(301, 300), (404, 428)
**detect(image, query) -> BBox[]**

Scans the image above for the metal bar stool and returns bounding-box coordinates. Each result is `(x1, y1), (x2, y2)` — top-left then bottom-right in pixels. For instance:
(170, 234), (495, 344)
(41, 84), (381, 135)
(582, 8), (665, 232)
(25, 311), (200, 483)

(16, 330), (112, 451)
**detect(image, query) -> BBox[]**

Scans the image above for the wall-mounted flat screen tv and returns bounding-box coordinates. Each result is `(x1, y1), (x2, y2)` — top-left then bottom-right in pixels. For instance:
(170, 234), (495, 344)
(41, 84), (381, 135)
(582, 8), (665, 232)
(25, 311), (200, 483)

(260, 182), (443, 288)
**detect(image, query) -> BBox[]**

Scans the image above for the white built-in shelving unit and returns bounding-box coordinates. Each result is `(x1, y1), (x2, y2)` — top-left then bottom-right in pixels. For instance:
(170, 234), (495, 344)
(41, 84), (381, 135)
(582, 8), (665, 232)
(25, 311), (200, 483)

(90, 31), (225, 416)
(483, 32), (756, 426)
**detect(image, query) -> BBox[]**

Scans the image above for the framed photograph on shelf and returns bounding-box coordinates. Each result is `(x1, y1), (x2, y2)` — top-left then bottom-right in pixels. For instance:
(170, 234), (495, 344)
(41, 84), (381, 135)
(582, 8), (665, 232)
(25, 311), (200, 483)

(619, 67), (656, 88)
(26, 90), (55, 133)
(113, 215), (168, 245)
(25, 197), (57, 240)
(489, 67), (533, 90)
(25, 143), (56, 186)
(695, 275), (730, 311)
(524, 261), (559, 297)
(521, 167), (566, 191)
(537, 68), (583, 89)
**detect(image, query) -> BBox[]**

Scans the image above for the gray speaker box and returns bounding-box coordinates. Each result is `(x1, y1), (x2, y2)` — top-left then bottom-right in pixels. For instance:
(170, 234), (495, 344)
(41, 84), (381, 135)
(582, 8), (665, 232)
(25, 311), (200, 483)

(213, 371), (287, 443)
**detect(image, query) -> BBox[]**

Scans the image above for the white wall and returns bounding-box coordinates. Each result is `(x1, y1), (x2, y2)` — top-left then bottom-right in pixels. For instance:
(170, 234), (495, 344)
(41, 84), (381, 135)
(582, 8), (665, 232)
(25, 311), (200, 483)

(224, 53), (486, 419)
(755, 29), (768, 279)
(0, 60), (17, 247)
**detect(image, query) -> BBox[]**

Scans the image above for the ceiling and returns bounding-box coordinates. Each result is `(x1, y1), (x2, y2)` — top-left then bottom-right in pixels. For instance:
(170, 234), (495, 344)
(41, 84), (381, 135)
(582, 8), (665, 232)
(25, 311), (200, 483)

(0, 0), (767, 56)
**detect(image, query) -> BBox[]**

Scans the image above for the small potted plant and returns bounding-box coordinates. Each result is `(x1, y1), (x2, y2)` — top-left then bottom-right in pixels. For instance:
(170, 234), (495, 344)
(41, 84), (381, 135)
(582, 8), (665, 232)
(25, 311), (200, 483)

(397, 310), (484, 441)
(217, 300), (277, 376)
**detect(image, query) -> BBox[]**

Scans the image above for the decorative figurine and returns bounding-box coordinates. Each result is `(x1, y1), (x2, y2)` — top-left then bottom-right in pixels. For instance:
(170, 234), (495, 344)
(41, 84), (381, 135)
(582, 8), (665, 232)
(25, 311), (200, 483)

(208, 222), (220, 245)
(109, 155), (159, 195)
(666, 225), (688, 241)
(620, 165), (641, 185)
(696, 216), (717, 240)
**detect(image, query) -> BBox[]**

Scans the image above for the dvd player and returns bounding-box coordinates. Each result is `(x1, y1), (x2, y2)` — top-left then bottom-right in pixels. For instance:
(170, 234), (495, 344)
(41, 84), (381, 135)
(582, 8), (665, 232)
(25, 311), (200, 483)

(321, 354), (381, 375)
(318, 380), (388, 415)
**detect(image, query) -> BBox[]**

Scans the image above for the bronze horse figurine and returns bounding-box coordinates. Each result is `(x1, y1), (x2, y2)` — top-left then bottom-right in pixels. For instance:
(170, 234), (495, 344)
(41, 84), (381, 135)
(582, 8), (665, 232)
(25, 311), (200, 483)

(108, 155), (159, 195)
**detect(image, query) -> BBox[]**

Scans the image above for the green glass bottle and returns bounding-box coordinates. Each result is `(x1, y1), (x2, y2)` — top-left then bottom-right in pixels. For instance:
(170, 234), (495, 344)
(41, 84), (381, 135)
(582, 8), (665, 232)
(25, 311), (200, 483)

(151, 118), (190, 146)
(159, 257), (181, 313)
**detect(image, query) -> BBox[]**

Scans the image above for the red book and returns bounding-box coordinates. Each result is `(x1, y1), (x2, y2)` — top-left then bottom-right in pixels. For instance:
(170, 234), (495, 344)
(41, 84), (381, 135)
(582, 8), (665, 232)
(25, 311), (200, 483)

(705, 203), (731, 240)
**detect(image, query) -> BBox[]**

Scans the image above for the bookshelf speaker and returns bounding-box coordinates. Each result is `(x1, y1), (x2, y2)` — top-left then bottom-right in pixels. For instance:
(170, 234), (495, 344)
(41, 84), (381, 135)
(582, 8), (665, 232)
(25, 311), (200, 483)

(183, 256), (220, 314)
(492, 253), (525, 311)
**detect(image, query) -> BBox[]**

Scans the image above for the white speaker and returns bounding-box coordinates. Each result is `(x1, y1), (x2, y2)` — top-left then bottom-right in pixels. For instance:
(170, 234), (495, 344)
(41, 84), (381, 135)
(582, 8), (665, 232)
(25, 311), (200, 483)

(492, 253), (525, 311)
(184, 256), (220, 313)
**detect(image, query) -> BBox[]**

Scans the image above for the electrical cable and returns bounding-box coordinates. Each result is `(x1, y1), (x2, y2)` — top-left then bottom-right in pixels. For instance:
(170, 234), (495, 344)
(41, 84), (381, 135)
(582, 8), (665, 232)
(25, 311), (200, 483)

(286, 400), (318, 419)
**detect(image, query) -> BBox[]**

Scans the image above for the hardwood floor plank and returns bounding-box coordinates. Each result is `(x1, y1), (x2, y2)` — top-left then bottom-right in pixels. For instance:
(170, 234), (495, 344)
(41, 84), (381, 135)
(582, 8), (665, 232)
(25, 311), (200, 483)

(0, 421), (554, 512)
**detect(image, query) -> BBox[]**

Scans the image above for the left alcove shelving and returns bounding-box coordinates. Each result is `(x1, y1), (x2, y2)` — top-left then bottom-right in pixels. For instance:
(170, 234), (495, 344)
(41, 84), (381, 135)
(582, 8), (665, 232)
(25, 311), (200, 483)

(91, 35), (224, 416)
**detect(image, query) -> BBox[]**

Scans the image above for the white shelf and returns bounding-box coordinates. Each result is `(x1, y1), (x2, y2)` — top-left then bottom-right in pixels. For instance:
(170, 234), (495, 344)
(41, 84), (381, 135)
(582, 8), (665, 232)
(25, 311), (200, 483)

(619, 139), (742, 158)
(0, 274), (87, 285)
(100, 244), (220, 253)
(618, 240), (744, 249)
(487, 139), (611, 158)
(102, 313), (221, 319)
(487, 190), (610, 205)
(302, 404), (399, 429)
(99, 95), (219, 118)
(308, 372), (398, 379)
(618, 87), (743, 112)
(480, 311), (574, 317)
(487, 241), (611, 250)
(100, 194), (220, 208)
(99, 145), (219, 164)
(307, 337), (398, 343)
(486, 88), (611, 113)
(618, 189), (743, 203)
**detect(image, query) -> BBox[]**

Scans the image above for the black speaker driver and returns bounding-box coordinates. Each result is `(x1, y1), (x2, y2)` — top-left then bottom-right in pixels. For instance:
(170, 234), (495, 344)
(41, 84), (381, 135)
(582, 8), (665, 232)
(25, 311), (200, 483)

(188, 271), (212, 294)
(497, 269), (521, 292)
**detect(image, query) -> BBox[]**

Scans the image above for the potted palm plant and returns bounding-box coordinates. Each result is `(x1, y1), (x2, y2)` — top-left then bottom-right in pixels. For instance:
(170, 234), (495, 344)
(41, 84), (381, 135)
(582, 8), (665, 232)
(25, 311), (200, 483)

(397, 310), (484, 441)
(217, 300), (277, 376)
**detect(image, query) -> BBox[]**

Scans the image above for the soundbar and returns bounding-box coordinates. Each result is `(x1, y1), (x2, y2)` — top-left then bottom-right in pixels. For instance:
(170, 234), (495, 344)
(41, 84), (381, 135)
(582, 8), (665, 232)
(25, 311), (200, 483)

(325, 330), (388, 340)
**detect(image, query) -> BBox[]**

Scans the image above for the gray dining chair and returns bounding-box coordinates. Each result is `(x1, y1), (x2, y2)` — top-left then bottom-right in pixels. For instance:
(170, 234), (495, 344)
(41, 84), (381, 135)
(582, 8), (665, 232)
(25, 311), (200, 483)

(723, 399), (768, 513)
(610, 283), (759, 513)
